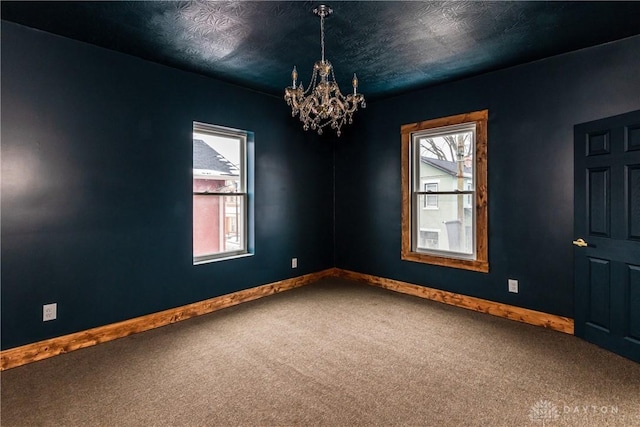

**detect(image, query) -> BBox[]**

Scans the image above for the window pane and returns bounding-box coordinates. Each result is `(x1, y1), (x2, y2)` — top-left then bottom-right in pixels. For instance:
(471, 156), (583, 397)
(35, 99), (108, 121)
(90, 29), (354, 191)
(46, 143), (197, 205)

(418, 230), (440, 249)
(193, 195), (245, 258)
(418, 130), (474, 190)
(193, 132), (242, 192)
(416, 194), (474, 255)
(423, 183), (438, 208)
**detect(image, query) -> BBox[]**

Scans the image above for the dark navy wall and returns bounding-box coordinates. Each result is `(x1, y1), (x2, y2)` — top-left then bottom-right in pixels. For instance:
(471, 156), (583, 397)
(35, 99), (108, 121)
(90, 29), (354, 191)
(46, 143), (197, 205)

(1, 22), (334, 349)
(335, 35), (640, 318)
(3, 20), (640, 352)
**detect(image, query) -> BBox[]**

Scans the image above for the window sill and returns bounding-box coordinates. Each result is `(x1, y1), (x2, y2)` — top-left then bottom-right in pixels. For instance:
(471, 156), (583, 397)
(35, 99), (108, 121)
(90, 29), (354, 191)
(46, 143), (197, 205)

(193, 252), (253, 266)
(401, 250), (489, 273)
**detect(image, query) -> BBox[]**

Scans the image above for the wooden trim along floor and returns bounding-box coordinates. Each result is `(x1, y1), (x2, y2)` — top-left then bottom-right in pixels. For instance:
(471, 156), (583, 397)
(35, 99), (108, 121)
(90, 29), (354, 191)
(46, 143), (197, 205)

(334, 268), (574, 335)
(1, 267), (573, 371)
(0, 269), (337, 371)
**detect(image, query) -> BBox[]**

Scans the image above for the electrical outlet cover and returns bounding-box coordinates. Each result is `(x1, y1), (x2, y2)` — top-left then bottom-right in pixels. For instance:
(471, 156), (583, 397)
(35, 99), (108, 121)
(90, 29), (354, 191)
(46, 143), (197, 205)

(43, 303), (57, 321)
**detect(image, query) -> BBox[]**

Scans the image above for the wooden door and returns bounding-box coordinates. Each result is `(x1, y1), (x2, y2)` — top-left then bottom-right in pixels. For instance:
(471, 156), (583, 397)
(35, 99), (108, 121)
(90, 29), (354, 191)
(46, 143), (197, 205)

(574, 110), (640, 363)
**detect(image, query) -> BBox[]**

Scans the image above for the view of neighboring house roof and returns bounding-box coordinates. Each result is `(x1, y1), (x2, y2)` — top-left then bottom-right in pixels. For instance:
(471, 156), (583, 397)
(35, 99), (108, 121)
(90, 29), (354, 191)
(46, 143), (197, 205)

(420, 156), (471, 176)
(193, 139), (238, 176)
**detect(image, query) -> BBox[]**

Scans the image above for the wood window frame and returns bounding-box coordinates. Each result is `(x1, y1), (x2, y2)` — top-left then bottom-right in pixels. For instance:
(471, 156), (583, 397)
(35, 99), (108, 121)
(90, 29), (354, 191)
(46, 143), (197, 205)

(401, 110), (489, 273)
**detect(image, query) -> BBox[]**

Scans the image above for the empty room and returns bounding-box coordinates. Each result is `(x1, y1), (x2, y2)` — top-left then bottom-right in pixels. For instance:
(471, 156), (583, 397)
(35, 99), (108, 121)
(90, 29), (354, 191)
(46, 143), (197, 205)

(1, 1), (640, 426)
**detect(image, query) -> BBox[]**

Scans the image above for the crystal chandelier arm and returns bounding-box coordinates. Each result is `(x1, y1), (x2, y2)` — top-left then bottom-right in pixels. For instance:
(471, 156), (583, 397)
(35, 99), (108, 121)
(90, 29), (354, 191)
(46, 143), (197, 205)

(330, 96), (346, 112)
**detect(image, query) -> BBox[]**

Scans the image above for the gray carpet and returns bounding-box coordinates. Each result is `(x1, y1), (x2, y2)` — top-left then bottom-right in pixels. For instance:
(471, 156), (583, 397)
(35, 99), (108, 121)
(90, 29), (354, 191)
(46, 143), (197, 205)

(1, 278), (639, 426)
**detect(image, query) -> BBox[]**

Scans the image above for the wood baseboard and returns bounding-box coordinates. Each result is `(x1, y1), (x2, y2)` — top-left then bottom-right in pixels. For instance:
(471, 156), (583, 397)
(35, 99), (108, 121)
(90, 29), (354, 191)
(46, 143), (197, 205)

(333, 268), (574, 335)
(0, 269), (336, 371)
(1, 266), (573, 371)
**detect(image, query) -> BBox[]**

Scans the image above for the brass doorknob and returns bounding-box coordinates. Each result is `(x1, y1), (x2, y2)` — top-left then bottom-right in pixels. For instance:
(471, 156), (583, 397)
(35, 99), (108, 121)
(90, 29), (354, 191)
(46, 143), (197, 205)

(572, 238), (588, 247)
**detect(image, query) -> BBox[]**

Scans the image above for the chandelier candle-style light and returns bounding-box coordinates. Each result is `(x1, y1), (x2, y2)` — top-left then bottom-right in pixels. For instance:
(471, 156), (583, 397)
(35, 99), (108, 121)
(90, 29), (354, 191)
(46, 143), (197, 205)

(284, 5), (365, 137)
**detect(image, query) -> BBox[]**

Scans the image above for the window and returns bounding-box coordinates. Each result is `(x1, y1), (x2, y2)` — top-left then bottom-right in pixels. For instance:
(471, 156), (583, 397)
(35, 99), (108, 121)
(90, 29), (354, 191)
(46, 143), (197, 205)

(193, 122), (250, 264)
(401, 110), (488, 272)
(418, 230), (440, 249)
(464, 182), (473, 209)
(423, 182), (439, 209)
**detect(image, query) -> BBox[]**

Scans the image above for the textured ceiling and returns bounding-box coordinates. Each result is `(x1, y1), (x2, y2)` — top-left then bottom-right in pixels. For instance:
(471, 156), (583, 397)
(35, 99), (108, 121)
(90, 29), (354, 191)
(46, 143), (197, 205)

(2, 1), (640, 100)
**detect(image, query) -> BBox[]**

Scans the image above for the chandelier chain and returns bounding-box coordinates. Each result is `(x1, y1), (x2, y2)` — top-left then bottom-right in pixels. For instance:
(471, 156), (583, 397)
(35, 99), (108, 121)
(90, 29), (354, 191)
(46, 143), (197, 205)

(320, 13), (325, 63)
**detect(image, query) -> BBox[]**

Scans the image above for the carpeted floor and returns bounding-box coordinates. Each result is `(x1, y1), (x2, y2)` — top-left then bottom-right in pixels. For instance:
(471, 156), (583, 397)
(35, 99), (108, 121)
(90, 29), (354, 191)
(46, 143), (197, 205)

(1, 278), (639, 426)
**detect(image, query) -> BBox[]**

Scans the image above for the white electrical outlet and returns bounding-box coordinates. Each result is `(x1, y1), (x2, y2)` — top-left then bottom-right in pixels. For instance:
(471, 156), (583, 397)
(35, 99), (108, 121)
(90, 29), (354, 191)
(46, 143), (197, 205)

(43, 303), (57, 321)
(508, 279), (519, 293)
(292, 258), (298, 268)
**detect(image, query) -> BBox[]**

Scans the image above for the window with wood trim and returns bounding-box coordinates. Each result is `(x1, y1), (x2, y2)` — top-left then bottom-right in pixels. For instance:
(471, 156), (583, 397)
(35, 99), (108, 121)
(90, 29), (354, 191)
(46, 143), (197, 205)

(401, 110), (488, 272)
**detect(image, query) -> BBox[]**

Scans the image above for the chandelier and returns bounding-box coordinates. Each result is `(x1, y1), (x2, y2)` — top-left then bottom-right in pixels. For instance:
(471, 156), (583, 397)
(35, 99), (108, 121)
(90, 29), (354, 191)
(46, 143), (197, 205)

(284, 5), (366, 137)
